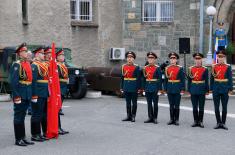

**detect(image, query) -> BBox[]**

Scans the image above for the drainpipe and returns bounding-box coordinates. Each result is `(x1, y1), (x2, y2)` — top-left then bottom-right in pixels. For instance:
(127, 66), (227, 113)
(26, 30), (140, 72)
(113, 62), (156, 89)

(22, 0), (28, 25)
(199, 0), (204, 53)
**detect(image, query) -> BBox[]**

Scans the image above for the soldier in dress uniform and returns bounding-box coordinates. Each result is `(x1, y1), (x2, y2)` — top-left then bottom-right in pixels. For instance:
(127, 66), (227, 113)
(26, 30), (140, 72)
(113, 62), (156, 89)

(211, 50), (233, 130)
(143, 52), (162, 124)
(188, 53), (209, 128)
(214, 21), (227, 51)
(120, 51), (141, 122)
(31, 47), (49, 141)
(165, 52), (185, 126)
(44, 46), (52, 63)
(56, 49), (69, 135)
(10, 43), (35, 146)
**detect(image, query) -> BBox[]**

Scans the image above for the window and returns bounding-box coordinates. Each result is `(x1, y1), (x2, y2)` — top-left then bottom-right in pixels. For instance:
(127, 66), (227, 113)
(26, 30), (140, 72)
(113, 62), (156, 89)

(142, 0), (174, 22)
(70, 0), (92, 21)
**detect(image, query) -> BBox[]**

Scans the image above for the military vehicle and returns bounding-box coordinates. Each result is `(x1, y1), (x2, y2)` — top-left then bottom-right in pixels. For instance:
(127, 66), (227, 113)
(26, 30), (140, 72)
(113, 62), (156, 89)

(0, 45), (87, 99)
(85, 61), (169, 97)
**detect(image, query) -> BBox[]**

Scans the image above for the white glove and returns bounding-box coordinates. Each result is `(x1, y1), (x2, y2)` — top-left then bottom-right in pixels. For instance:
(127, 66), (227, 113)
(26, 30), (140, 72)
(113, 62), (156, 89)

(14, 100), (22, 104)
(31, 99), (38, 103)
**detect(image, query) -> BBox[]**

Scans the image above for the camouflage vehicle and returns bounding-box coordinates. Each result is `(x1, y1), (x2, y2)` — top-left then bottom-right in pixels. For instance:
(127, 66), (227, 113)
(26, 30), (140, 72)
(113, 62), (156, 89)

(0, 45), (87, 99)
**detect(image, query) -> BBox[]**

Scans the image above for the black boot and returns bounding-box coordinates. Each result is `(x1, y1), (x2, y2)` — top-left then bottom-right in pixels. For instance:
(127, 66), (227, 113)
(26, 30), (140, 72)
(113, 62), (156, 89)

(122, 106), (132, 121)
(221, 112), (228, 130)
(153, 118), (158, 124)
(122, 117), (131, 121)
(144, 118), (153, 123)
(131, 115), (135, 122)
(36, 122), (49, 141)
(167, 108), (174, 125)
(214, 111), (222, 129)
(58, 115), (69, 135)
(153, 107), (158, 124)
(214, 123), (221, 129)
(198, 111), (204, 128)
(31, 122), (43, 142)
(191, 110), (199, 127)
(14, 124), (27, 146)
(174, 109), (180, 126)
(131, 105), (137, 122)
(31, 135), (44, 142)
(41, 119), (47, 135)
(59, 109), (64, 115)
(31, 122), (38, 137)
(59, 128), (69, 135)
(21, 124), (34, 145)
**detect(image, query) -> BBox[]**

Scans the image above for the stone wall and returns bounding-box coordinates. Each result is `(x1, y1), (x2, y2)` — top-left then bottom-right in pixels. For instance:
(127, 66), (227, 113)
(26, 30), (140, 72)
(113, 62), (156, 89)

(122, 0), (202, 67)
(0, 0), (123, 67)
(1, 0), (234, 67)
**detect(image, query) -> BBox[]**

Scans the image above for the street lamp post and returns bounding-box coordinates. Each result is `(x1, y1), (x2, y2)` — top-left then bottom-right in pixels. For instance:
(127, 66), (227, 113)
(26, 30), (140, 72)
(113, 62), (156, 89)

(206, 6), (217, 65)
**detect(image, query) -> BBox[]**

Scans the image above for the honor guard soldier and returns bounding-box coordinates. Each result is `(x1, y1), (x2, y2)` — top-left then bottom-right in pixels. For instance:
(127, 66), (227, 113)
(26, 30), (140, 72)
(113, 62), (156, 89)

(120, 51), (141, 122)
(143, 52), (162, 124)
(214, 21), (227, 51)
(188, 53), (209, 128)
(211, 50), (233, 130)
(31, 47), (49, 141)
(56, 49), (69, 135)
(10, 43), (35, 146)
(44, 46), (52, 63)
(165, 52), (185, 126)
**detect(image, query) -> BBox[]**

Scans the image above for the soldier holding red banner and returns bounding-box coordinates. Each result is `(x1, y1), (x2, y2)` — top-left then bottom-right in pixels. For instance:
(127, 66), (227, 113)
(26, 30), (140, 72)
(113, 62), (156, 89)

(56, 49), (69, 135)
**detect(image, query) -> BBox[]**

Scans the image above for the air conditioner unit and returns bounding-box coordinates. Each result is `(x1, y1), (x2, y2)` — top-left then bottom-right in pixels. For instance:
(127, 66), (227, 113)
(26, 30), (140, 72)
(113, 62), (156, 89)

(109, 48), (125, 60)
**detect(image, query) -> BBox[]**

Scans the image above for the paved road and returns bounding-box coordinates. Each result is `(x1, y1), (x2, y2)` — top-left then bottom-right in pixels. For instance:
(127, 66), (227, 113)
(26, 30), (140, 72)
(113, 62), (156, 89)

(0, 95), (235, 155)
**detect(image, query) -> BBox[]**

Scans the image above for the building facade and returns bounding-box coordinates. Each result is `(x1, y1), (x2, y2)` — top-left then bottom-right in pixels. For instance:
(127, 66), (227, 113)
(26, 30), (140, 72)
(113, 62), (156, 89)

(0, 0), (235, 67)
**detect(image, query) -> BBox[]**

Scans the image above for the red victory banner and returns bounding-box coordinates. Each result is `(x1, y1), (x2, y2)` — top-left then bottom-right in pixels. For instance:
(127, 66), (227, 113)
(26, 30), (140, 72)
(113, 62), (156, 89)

(47, 42), (62, 139)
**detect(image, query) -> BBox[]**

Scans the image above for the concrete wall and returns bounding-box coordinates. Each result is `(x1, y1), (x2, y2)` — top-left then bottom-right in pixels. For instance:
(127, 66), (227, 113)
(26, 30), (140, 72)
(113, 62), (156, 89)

(1, 0), (234, 67)
(0, 0), (72, 51)
(98, 0), (123, 67)
(0, 0), (122, 67)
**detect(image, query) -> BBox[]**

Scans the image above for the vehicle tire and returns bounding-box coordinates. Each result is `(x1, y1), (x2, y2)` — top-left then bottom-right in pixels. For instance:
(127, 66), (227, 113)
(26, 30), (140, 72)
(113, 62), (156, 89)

(70, 77), (87, 99)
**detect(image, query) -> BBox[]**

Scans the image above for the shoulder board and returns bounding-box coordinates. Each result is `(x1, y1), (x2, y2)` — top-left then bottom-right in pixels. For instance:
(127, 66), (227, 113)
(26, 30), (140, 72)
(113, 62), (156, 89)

(12, 61), (20, 66)
(225, 63), (230, 66)
(134, 63), (139, 66)
(15, 60), (20, 64)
